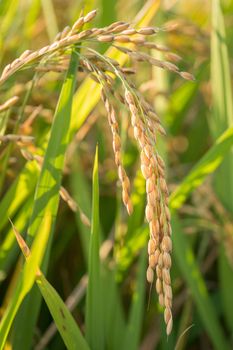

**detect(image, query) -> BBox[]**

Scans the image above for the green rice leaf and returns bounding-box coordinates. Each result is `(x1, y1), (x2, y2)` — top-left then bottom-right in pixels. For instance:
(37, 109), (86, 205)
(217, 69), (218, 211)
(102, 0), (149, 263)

(122, 248), (147, 350)
(70, 154), (92, 262)
(11, 48), (79, 350)
(85, 147), (104, 349)
(211, 0), (233, 334)
(0, 161), (38, 232)
(36, 273), (90, 350)
(211, 0), (233, 211)
(170, 126), (233, 210)
(218, 246), (233, 334)
(172, 215), (230, 350)
(0, 214), (52, 350)
(102, 267), (126, 350)
(0, 197), (33, 281)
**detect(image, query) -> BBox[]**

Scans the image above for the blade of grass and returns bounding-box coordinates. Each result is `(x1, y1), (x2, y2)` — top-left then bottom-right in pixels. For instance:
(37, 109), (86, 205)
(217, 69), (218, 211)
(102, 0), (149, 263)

(101, 267), (126, 350)
(0, 109), (10, 135)
(85, 147), (104, 349)
(0, 197), (33, 281)
(211, 0), (233, 335)
(11, 48), (79, 350)
(211, 0), (233, 209)
(70, 154), (92, 262)
(170, 126), (233, 210)
(172, 214), (229, 350)
(0, 161), (39, 231)
(122, 247), (147, 350)
(0, 214), (52, 350)
(219, 245), (233, 335)
(36, 273), (90, 350)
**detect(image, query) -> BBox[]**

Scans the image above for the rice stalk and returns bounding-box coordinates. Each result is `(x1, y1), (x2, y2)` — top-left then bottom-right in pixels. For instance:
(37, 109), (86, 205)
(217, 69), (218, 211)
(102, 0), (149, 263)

(0, 8), (194, 335)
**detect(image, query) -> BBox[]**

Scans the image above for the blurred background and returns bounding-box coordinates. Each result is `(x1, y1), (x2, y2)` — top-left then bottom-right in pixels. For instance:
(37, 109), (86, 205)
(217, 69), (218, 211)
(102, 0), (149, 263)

(0, 0), (233, 349)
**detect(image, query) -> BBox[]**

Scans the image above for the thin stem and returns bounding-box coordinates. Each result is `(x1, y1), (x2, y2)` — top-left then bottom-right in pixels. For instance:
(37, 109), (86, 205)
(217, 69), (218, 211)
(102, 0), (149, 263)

(0, 74), (37, 194)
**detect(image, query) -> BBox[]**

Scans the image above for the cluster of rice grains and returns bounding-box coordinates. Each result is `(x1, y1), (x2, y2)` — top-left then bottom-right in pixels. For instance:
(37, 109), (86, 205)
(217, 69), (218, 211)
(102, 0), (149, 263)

(0, 9), (194, 335)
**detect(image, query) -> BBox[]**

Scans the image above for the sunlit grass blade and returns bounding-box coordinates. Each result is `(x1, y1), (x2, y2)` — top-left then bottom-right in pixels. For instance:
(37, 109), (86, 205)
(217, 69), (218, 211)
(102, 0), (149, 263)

(28, 51), (78, 245)
(122, 248), (147, 350)
(0, 161), (38, 231)
(70, 154), (92, 262)
(36, 273), (90, 350)
(11, 49), (79, 350)
(85, 147), (104, 349)
(172, 215), (230, 350)
(0, 109), (10, 135)
(211, 0), (233, 139)
(0, 214), (52, 350)
(0, 197), (33, 281)
(211, 0), (233, 335)
(211, 0), (233, 209)
(219, 246), (233, 334)
(170, 126), (233, 210)
(102, 267), (126, 350)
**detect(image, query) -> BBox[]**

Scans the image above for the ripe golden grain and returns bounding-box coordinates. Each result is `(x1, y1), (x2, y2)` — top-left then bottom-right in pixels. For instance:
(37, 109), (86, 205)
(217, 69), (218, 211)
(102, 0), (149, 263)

(0, 9), (195, 334)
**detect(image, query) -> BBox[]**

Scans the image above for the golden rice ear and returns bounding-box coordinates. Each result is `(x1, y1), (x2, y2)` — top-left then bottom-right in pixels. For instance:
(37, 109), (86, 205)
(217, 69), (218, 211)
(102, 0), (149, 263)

(0, 8), (194, 335)
(101, 89), (133, 215)
(122, 84), (173, 334)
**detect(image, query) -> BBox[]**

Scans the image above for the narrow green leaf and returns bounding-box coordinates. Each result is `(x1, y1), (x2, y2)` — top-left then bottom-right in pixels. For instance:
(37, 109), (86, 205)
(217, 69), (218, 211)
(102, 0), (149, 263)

(170, 126), (233, 210)
(85, 147), (104, 349)
(70, 154), (92, 262)
(0, 161), (38, 232)
(0, 197), (33, 281)
(102, 267), (126, 350)
(28, 50), (78, 246)
(172, 215), (229, 350)
(123, 248), (147, 350)
(211, 0), (233, 139)
(36, 273), (89, 350)
(211, 0), (233, 334)
(11, 49), (79, 350)
(219, 246), (233, 333)
(211, 0), (233, 209)
(0, 214), (52, 350)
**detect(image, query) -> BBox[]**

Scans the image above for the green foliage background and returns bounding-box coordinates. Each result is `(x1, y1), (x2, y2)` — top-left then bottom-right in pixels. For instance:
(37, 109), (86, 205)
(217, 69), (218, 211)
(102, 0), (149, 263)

(0, 0), (233, 349)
